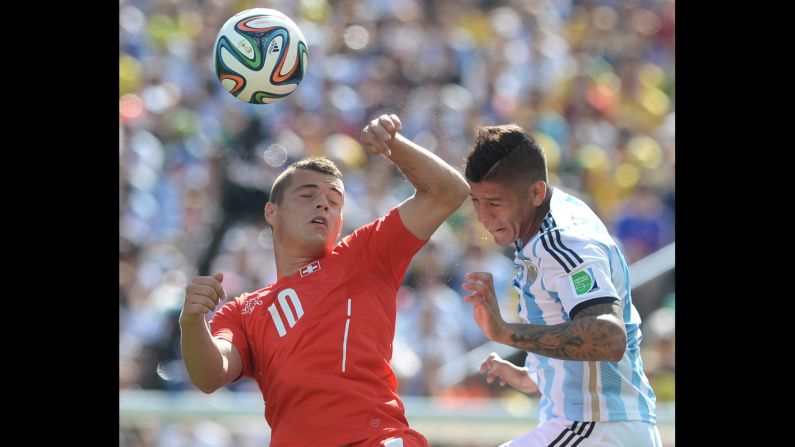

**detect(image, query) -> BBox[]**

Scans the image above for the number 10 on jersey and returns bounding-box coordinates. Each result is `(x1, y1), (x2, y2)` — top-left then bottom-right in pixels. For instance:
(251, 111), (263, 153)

(267, 288), (304, 337)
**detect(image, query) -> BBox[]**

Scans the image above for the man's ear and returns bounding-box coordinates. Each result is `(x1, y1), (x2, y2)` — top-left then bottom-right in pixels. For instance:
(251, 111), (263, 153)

(265, 202), (277, 226)
(529, 180), (548, 207)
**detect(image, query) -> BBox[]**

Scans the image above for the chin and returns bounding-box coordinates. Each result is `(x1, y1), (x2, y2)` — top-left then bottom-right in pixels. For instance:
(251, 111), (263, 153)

(492, 232), (514, 246)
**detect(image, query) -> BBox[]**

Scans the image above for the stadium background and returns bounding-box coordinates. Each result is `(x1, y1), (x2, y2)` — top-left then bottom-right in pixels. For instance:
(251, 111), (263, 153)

(119, 0), (675, 445)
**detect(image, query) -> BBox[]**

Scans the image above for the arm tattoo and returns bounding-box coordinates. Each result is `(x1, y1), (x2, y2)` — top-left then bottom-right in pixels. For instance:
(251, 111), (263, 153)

(507, 303), (626, 361)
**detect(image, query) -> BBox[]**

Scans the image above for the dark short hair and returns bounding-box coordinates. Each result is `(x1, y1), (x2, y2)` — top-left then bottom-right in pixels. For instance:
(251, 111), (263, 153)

(464, 124), (547, 187)
(269, 157), (343, 204)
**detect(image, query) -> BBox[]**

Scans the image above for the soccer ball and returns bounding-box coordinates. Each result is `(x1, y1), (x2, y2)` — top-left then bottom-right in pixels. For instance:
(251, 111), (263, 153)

(213, 8), (308, 104)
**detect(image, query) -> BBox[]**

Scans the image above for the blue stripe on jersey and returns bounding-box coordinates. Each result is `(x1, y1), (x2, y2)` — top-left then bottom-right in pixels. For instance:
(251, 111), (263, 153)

(596, 240), (614, 274)
(626, 323), (640, 351)
(536, 357), (555, 422)
(563, 359), (586, 421)
(600, 361), (627, 419)
(599, 240), (642, 351)
(628, 346), (655, 422)
(618, 250), (643, 351)
(617, 248), (632, 288)
(516, 250), (546, 324)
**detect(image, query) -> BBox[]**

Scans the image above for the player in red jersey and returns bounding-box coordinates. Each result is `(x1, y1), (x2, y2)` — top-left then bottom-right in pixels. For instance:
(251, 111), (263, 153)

(179, 114), (470, 446)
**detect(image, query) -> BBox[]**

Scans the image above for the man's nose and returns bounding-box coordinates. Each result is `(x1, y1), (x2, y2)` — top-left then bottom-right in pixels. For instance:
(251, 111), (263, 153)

(475, 207), (491, 224)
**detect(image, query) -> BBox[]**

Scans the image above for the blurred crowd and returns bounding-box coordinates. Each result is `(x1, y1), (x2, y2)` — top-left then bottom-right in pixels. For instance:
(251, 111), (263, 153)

(119, 0), (674, 444)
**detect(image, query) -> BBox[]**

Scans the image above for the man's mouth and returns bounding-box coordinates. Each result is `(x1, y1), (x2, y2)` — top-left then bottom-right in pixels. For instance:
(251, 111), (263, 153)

(310, 217), (328, 227)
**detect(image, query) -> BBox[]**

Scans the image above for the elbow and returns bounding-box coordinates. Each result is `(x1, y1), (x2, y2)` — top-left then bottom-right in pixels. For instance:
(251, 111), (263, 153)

(196, 382), (221, 394)
(606, 347), (625, 362)
(585, 323), (626, 362)
(607, 332), (628, 362)
(447, 176), (471, 205)
(428, 178), (469, 209)
(191, 377), (224, 394)
(457, 176), (471, 200)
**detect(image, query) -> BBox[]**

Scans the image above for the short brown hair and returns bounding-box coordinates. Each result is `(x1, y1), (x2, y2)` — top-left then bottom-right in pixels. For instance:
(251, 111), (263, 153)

(269, 157), (343, 204)
(464, 124), (547, 186)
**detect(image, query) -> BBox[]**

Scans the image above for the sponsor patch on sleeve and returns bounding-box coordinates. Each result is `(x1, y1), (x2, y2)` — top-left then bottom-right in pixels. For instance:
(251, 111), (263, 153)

(570, 267), (600, 296)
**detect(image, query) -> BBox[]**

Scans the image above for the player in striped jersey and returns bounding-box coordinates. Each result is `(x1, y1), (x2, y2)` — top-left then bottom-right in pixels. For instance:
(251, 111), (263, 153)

(461, 124), (661, 446)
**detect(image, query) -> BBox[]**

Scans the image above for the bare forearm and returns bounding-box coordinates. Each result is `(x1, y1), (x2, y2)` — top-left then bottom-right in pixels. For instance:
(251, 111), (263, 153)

(499, 318), (626, 362)
(179, 318), (227, 393)
(509, 367), (538, 394)
(386, 134), (469, 202)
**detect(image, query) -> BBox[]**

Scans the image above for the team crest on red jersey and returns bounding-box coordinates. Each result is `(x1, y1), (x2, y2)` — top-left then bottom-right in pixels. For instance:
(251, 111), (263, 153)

(241, 294), (264, 316)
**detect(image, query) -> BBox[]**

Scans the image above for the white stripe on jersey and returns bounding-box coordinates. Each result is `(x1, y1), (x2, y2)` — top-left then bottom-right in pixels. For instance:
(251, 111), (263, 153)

(582, 361), (596, 420)
(342, 298), (351, 372)
(548, 359), (566, 422)
(537, 275), (568, 325)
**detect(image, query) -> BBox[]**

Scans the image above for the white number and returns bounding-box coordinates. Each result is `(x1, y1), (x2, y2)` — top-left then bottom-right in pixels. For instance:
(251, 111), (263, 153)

(268, 288), (304, 337)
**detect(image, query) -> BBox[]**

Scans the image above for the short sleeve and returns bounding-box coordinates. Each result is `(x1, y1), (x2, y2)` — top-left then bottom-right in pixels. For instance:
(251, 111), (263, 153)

(209, 298), (254, 380)
(337, 207), (427, 286)
(537, 234), (620, 319)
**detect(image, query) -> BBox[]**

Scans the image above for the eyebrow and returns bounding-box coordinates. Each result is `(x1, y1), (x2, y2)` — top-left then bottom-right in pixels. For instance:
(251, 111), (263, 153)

(470, 194), (504, 202)
(295, 184), (344, 198)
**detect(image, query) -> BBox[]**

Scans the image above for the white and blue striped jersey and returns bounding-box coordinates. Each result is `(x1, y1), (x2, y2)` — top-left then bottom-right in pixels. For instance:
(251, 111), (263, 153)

(513, 188), (656, 424)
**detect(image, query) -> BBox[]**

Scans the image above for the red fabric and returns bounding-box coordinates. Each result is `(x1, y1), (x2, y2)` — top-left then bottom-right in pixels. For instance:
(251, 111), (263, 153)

(210, 208), (427, 446)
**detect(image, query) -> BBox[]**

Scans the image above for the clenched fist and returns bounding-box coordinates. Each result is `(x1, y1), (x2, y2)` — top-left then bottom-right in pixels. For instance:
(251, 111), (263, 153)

(361, 114), (402, 157)
(179, 272), (227, 325)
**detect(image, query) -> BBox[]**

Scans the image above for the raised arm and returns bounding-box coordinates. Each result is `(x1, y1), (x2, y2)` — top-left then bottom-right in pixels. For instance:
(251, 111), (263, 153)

(178, 273), (243, 393)
(361, 114), (470, 240)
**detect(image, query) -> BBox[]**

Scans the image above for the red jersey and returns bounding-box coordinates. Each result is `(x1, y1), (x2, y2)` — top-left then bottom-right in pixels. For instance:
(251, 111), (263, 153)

(210, 208), (427, 446)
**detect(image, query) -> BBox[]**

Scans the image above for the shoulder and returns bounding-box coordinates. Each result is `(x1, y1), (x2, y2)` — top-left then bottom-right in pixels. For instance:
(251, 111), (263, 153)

(536, 217), (584, 269)
(336, 207), (408, 248)
(535, 216), (613, 275)
(216, 287), (272, 315)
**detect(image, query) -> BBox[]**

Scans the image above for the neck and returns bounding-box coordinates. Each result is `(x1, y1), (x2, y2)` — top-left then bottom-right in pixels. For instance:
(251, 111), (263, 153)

(518, 187), (553, 245)
(273, 242), (325, 280)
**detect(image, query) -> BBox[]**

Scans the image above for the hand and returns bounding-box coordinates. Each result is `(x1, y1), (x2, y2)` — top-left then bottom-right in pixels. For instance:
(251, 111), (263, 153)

(361, 114), (402, 157)
(179, 273), (227, 325)
(480, 352), (539, 394)
(462, 272), (509, 343)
